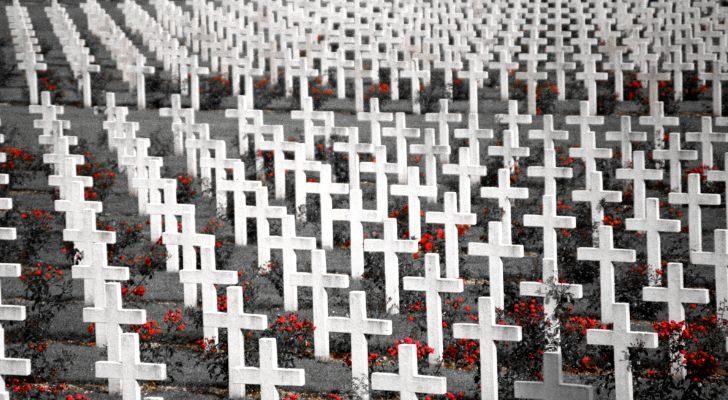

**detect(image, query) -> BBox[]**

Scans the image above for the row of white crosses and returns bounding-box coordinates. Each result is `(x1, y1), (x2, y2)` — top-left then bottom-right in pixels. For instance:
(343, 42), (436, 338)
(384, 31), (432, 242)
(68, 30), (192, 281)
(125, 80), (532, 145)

(28, 92), (166, 400)
(90, 0), (728, 118)
(6, 0), (46, 106)
(0, 119), (31, 399)
(81, 0), (155, 109)
(45, 0), (100, 108)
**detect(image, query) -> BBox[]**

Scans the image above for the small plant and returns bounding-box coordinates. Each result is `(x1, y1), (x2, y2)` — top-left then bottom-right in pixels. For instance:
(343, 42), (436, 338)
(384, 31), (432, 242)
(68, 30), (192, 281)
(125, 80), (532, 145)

(200, 75), (231, 110)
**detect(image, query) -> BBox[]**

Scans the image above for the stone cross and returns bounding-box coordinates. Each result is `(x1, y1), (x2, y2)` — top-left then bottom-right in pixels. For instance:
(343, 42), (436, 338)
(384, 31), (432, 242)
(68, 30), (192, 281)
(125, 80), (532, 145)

(459, 53), (491, 112)
(495, 100), (532, 149)
(289, 249), (349, 359)
(305, 164), (349, 249)
(481, 168), (529, 244)
(78, 51), (100, 108)
(604, 50), (634, 101)
(653, 132), (698, 192)
(488, 130), (530, 172)
(516, 45), (548, 115)
(453, 296), (521, 400)
(691, 229), (728, 320)
(268, 215), (316, 311)
(524, 195), (576, 263)
(709, 152), (728, 221)
(527, 148), (573, 197)
(179, 245), (238, 339)
(333, 127), (374, 190)
(188, 55), (209, 110)
(382, 112), (420, 184)
(699, 60), (728, 116)
(72, 241), (129, 313)
(204, 286), (268, 398)
(410, 128), (450, 201)
(162, 210), (213, 305)
(250, 186), (287, 267)
(30, 91), (66, 136)
(488, 48), (517, 102)
(637, 61), (671, 110)
(567, 102), (610, 188)
(572, 171), (622, 236)
(442, 147), (488, 213)
(426, 192), (476, 278)
(643, 262), (710, 379)
(605, 116), (647, 168)
(616, 151), (663, 219)
(230, 338), (305, 400)
(224, 95), (261, 156)
(0, 327), (30, 398)
(357, 98), (393, 146)
(575, 59), (607, 114)
(643, 262), (710, 323)
(668, 173), (721, 252)
(639, 101), (679, 150)
(577, 226), (636, 323)
(370, 343), (447, 400)
(363, 218), (418, 314)
(332, 188), (380, 278)
(468, 221), (524, 310)
(359, 145), (394, 219)
(424, 99), (461, 161)
(329, 291), (392, 400)
(586, 303), (658, 400)
(124, 54), (155, 109)
(514, 351), (593, 400)
(400, 60), (430, 115)
(663, 49), (694, 101)
(454, 113), (493, 183)
(391, 167), (437, 239)
(95, 333), (166, 400)
(529, 115), (569, 150)
(403, 253), (464, 364)
(217, 161), (261, 244)
(84, 282), (146, 394)
(686, 117), (727, 168)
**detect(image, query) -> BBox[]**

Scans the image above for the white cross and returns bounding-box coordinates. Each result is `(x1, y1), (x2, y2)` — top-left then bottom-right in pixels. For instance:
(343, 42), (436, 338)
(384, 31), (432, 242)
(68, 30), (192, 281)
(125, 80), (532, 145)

(454, 113), (493, 183)
(305, 164), (349, 249)
(686, 116), (728, 168)
(442, 147), (488, 214)
(357, 98), (393, 146)
(426, 192), (476, 278)
(268, 215), (316, 311)
(332, 188), (380, 278)
(653, 132), (698, 192)
(290, 249), (349, 359)
(488, 130), (530, 172)
(515, 351), (593, 399)
(329, 291), (392, 400)
(400, 60), (430, 115)
(468, 221), (524, 310)
(524, 195), (575, 263)
(370, 343), (447, 400)
(572, 171), (622, 232)
(250, 186), (287, 267)
(577, 226), (636, 323)
(575, 58), (607, 114)
(669, 173), (721, 252)
(403, 253), (463, 364)
(481, 168), (529, 244)
(0, 328), (30, 397)
(84, 282), (146, 394)
(204, 286), (267, 398)
(453, 296), (521, 400)
(605, 116), (647, 168)
(333, 127), (374, 190)
(410, 128), (450, 201)
(616, 151), (663, 219)
(586, 303), (658, 400)
(124, 54), (155, 109)
(95, 333), (166, 400)
(382, 113), (420, 184)
(424, 99), (461, 161)
(637, 61), (671, 108)
(639, 101), (679, 150)
(391, 167), (437, 239)
(187, 55), (209, 110)
(691, 229), (728, 320)
(699, 60), (728, 116)
(529, 115), (569, 150)
(495, 100), (532, 148)
(231, 338), (305, 400)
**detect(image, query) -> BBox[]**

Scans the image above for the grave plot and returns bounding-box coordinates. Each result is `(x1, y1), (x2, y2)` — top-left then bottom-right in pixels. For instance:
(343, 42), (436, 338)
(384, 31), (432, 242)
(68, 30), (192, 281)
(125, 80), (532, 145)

(0, 0), (728, 399)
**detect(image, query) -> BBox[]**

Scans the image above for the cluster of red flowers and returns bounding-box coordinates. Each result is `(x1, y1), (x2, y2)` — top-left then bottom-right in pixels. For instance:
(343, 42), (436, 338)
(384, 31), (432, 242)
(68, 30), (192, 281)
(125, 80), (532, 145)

(116, 254), (156, 269)
(19, 263), (64, 282)
(210, 75), (231, 89)
(443, 338), (479, 367)
(38, 75), (57, 92)
(682, 349), (719, 380)
(271, 313), (315, 346)
(121, 284), (145, 298)
(0, 147), (34, 171)
(507, 299), (545, 326)
(310, 77), (335, 97)
(195, 338), (219, 353)
(163, 308), (186, 331)
(685, 164), (717, 183)
(6, 379), (73, 397)
(368, 82), (390, 95)
(386, 337), (434, 361)
(20, 208), (55, 223)
(625, 79), (643, 101)
(130, 320), (161, 341)
(556, 199), (573, 211)
(602, 214), (623, 227)
(201, 218), (223, 235)
(563, 315), (606, 336)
